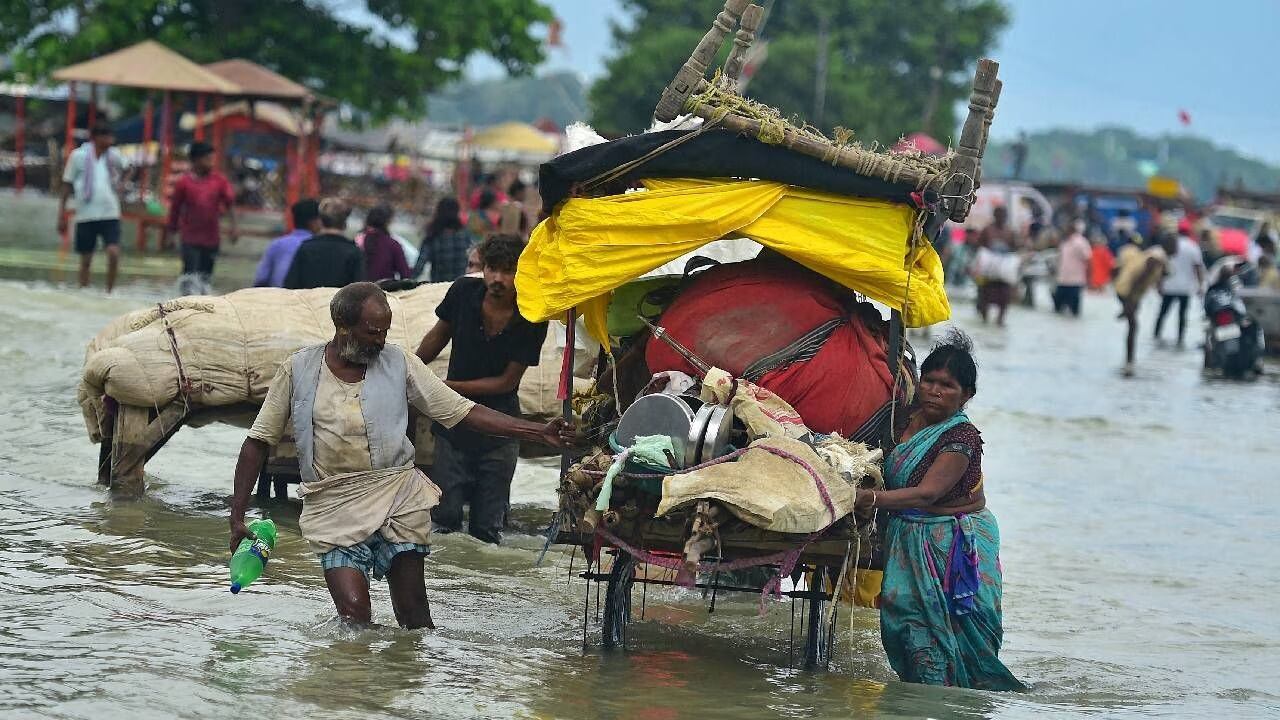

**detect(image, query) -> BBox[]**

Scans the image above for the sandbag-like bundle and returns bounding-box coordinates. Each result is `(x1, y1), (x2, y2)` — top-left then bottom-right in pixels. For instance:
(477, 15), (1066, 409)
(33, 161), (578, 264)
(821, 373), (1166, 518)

(645, 260), (893, 436)
(656, 436), (879, 534)
(79, 283), (574, 444)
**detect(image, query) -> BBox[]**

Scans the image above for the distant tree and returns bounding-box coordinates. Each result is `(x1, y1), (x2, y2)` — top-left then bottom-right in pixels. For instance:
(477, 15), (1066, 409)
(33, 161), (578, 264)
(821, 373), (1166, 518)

(984, 127), (1280, 201)
(589, 0), (1007, 144)
(428, 71), (589, 128)
(0, 0), (553, 122)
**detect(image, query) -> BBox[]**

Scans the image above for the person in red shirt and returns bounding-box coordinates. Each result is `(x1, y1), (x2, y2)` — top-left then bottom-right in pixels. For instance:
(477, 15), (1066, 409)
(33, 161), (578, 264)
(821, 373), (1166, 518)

(164, 142), (237, 291)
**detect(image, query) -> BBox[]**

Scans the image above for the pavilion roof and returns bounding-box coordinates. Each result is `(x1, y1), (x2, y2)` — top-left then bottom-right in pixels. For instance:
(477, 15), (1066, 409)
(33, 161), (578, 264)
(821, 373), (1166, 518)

(204, 59), (311, 101)
(52, 40), (240, 94)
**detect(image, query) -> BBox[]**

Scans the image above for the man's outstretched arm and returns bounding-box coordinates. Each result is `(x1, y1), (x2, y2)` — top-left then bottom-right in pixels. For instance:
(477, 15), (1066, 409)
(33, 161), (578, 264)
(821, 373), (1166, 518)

(457, 405), (573, 448)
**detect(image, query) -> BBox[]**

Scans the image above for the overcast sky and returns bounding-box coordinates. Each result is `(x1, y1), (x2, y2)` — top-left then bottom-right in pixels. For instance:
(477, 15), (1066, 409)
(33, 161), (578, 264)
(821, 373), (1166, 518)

(463, 0), (1280, 164)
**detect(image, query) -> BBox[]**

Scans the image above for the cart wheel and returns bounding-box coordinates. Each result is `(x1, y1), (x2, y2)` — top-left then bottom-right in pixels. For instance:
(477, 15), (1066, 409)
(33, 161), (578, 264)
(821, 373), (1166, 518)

(602, 553), (637, 650)
(802, 566), (835, 670)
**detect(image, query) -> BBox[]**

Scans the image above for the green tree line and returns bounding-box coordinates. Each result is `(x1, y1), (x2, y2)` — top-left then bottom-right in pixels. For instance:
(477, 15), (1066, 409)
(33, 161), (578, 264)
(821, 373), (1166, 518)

(588, 0), (1008, 145)
(986, 127), (1280, 201)
(0, 0), (554, 123)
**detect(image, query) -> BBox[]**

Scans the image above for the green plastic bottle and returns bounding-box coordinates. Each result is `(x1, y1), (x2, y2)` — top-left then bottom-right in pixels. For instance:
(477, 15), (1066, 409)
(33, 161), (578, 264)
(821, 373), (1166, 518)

(229, 519), (278, 594)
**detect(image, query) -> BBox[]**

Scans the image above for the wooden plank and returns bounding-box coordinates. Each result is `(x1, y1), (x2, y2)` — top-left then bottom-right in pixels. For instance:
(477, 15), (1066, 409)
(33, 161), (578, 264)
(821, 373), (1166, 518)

(721, 4), (764, 88)
(655, 0), (750, 122)
(946, 59), (1000, 222)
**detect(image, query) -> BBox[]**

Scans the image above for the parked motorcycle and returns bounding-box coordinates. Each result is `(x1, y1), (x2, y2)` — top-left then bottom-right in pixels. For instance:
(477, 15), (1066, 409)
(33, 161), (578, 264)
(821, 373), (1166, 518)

(1203, 258), (1265, 379)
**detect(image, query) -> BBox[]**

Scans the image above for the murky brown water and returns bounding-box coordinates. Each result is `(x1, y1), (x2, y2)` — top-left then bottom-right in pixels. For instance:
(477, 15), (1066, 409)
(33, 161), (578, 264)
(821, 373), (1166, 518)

(2, 278), (1278, 719)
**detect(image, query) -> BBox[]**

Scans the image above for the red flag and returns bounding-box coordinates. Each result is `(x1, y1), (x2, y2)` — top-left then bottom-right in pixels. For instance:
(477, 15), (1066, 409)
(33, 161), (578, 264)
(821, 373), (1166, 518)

(1178, 109), (1191, 126)
(547, 18), (563, 47)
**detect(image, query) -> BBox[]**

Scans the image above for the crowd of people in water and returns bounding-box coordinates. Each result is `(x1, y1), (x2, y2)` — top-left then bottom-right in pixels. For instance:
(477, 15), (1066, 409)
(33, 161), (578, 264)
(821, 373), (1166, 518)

(65, 132), (1280, 694)
(944, 202), (1278, 375)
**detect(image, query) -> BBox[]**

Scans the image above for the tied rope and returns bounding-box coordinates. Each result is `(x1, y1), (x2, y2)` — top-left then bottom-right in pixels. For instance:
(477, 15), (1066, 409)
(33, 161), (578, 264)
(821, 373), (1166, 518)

(683, 72), (955, 188)
(580, 442), (838, 523)
(889, 209), (927, 435)
(156, 303), (194, 411)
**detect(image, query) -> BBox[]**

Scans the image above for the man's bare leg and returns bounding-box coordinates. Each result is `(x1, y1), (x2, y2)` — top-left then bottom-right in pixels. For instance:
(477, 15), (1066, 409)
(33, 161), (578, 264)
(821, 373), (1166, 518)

(78, 252), (92, 288)
(324, 567), (373, 625)
(387, 551), (435, 629)
(105, 244), (120, 293)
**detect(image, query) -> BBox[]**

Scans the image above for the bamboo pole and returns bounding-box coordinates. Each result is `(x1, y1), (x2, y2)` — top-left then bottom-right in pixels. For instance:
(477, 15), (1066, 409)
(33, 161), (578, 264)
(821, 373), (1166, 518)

(559, 308), (577, 483)
(681, 98), (935, 187)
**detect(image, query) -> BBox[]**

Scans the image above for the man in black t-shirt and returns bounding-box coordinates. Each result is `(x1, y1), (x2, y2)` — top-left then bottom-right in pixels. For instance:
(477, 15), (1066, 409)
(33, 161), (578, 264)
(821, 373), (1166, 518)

(284, 197), (365, 289)
(416, 234), (548, 543)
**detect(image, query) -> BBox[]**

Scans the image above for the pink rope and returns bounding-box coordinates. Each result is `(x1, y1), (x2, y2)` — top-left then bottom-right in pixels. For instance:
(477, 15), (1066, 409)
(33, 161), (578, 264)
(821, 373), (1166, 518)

(594, 525), (824, 615)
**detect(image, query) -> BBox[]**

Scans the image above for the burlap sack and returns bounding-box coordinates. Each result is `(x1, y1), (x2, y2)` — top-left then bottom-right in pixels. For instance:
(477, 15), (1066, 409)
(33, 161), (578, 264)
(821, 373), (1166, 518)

(78, 283), (578, 447)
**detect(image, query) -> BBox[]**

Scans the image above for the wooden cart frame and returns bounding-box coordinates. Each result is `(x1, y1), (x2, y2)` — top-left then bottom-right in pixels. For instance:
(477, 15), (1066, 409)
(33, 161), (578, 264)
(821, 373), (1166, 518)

(540, 0), (999, 669)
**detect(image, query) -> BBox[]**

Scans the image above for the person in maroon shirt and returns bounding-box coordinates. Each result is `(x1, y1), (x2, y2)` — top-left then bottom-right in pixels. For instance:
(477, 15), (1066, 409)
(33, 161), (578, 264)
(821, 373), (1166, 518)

(164, 142), (237, 290)
(358, 204), (412, 282)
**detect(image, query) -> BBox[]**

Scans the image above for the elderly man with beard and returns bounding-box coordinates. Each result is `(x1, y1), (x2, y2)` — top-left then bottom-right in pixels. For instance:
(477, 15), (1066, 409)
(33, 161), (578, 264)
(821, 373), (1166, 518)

(228, 282), (571, 628)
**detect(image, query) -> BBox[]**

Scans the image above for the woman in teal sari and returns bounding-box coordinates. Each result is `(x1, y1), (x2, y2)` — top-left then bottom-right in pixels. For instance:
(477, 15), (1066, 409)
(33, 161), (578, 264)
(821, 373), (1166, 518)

(855, 330), (1024, 691)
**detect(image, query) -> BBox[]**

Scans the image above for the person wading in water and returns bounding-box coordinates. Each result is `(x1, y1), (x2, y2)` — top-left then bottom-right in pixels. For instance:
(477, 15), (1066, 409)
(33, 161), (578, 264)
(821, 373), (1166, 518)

(229, 282), (572, 628)
(416, 234), (549, 544)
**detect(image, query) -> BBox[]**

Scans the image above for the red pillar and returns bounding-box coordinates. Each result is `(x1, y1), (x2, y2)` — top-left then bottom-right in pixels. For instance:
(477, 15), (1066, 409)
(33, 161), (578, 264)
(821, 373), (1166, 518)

(308, 110), (324, 197)
(212, 95), (224, 173)
(159, 90), (173, 251)
(137, 95), (154, 251)
(87, 83), (97, 132)
(14, 95), (25, 194)
(284, 138), (300, 230)
(61, 82), (77, 253)
(194, 93), (206, 141)
(141, 95), (154, 193)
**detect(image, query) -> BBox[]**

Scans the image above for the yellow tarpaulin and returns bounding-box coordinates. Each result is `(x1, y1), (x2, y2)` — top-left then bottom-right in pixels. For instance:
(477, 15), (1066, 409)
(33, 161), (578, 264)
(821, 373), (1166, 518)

(517, 179), (949, 342)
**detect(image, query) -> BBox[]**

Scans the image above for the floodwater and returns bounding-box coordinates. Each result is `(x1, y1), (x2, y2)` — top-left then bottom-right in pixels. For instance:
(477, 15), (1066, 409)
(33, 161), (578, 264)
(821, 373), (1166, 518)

(1, 277), (1278, 719)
